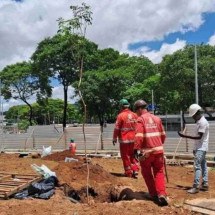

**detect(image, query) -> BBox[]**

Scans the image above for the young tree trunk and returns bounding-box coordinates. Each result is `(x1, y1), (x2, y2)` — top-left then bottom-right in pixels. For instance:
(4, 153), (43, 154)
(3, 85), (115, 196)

(63, 85), (68, 130)
(25, 101), (33, 126)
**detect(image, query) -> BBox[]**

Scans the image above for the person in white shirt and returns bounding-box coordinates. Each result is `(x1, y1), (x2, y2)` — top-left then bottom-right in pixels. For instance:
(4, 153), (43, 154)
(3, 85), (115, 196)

(178, 104), (209, 194)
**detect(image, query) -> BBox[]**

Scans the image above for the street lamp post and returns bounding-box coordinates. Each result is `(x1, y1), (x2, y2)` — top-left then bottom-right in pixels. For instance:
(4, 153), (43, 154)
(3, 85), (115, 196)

(151, 89), (155, 114)
(194, 45), (199, 104)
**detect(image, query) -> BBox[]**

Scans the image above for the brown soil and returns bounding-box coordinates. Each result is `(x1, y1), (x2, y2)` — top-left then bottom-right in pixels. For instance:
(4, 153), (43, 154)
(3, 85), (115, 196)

(0, 151), (214, 214)
(42, 149), (81, 162)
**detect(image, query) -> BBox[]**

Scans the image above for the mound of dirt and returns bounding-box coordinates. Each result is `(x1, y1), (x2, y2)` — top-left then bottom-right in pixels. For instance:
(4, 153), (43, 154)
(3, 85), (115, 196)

(44, 150), (118, 203)
(54, 160), (117, 203)
(43, 150), (81, 162)
(54, 161), (115, 186)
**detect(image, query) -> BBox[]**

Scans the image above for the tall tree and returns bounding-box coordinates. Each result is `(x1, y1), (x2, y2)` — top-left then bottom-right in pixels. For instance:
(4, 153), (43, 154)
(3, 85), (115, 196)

(79, 68), (129, 124)
(159, 44), (215, 115)
(32, 3), (95, 130)
(0, 62), (39, 125)
(79, 54), (157, 122)
(32, 33), (97, 129)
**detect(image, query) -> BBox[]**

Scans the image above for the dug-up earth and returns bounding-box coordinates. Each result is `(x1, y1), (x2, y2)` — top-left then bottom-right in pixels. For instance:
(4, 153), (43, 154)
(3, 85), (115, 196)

(0, 150), (214, 215)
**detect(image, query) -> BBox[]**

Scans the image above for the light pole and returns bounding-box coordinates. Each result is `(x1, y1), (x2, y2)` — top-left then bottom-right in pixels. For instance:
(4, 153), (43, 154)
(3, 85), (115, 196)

(151, 89), (155, 114)
(194, 45), (199, 104)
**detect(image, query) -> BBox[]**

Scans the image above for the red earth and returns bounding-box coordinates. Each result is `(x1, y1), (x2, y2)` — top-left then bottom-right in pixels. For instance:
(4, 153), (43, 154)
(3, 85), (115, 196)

(0, 150), (214, 214)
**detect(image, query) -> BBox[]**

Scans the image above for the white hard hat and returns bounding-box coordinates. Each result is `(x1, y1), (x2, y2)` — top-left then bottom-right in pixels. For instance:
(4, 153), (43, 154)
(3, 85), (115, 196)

(189, 104), (202, 117)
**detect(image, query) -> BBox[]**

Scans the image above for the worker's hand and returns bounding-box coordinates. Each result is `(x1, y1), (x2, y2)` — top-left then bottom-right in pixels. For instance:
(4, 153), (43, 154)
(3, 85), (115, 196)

(141, 150), (151, 158)
(112, 140), (117, 146)
(134, 149), (139, 160)
(178, 131), (185, 138)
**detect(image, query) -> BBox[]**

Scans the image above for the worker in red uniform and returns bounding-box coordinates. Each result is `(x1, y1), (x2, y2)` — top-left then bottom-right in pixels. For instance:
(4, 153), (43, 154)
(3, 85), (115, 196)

(134, 100), (168, 206)
(69, 138), (76, 156)
(113, 99), (139, 178)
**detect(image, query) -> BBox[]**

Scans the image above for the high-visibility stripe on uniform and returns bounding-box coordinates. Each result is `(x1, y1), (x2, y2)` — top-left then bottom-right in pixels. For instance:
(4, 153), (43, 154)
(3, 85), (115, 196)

(119, 139), (135, 144)
(135, 132), (165, 138)
(144, 132), (165, 138)
(135, 133), (144, 137)
(142, 145), (164, 151)
(120, 128), (135, 131)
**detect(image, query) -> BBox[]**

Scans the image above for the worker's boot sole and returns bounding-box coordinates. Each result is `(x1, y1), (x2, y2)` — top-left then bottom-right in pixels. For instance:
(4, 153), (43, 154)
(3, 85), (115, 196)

(132, 171), (138, 179)
(158, 195), (168, 206)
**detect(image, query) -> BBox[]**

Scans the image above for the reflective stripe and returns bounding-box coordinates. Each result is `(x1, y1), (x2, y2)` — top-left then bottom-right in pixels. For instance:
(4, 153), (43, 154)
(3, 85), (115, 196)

(135, 132), (165, 138)
(144, 132), (165, 138)
(119, 140), (134, 144)
(120, 128), (135, 131)
(135, 133), (144, 137)
(142, 145), (164, 151)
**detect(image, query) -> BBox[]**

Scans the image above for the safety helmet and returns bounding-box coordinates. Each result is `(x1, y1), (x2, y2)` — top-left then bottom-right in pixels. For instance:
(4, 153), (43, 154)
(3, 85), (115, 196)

(188, 104), (202, 117)
(134, 100), (147, 111)
(119, 99), (130, 107)
(70, 138), (75, 142)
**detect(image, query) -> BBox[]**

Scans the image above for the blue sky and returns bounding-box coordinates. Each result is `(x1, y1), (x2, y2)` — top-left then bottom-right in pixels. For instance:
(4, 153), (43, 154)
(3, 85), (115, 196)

(1, 0), (215, 110)
(128, 12), (215, 51)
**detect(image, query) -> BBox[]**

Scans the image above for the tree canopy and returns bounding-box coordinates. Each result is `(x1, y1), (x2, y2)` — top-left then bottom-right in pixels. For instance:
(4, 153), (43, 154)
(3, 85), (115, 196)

(2, 4), (215, 128)
(0, 61), (39, 125)
(159, 44), (215, 114)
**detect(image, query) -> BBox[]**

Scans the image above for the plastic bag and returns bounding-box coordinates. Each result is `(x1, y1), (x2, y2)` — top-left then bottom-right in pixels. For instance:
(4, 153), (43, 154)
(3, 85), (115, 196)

(31, 164), (56, 179)
(41, 146), (52, 157)
(14, 176), (57, 200)
(64, 157), (78, 162)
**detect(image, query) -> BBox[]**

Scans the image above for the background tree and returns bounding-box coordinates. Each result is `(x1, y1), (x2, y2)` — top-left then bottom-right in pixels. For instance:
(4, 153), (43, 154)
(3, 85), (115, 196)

(34, 98), (82, 125)
(0, 62), (39, 125)
(79, 68), (128, 124)
(78, 52), (158, 122)
(5, 99), (81, 127)
(31, 33), (97, 129)
(159, 44), (215, 115)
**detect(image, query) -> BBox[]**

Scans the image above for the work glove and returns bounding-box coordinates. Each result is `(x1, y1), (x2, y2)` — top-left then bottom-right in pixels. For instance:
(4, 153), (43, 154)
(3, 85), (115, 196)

(112, 140), (117, 146)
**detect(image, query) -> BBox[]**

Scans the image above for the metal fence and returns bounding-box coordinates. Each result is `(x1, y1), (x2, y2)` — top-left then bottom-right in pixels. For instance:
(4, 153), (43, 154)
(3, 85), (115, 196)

(0, 123), (215, 154)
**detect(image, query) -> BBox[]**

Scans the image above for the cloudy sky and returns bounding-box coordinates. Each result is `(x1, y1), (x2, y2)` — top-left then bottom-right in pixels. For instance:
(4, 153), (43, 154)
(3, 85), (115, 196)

(1, 0), (215, 110)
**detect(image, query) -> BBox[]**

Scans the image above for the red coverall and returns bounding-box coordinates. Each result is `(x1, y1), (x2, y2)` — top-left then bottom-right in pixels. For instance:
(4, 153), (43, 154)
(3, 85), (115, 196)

(113, 109), (139, 177)
(135, 110), (167, 197)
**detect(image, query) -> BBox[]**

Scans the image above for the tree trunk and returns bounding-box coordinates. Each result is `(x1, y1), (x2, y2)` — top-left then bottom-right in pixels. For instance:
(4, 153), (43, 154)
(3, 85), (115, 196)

(63, 85), (68, 131)
(25, 101), (33, 126)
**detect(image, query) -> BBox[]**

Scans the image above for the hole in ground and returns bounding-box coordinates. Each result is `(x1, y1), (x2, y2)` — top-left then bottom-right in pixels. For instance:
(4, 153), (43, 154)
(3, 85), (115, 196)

(64, 184), (152, 204)
(63, 184), (111, 203)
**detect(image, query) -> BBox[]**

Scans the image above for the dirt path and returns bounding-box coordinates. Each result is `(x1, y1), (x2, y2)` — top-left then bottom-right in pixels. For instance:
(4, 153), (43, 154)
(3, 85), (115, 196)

(0, 152), (214, 214)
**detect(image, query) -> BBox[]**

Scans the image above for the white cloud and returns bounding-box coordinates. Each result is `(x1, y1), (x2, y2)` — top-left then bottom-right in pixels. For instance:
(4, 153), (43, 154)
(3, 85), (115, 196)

(150, 39), (187, 63)
(208, 33), (215, 45)
(130, 39), (187, 64)
(85, 0), (215, 50)
(0, 0), (215, 70)
(0, 0), (72, 70)
(1, 0), (215, 109)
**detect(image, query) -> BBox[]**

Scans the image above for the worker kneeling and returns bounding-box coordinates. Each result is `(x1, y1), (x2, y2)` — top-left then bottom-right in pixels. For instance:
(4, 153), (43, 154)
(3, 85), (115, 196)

(134, 100), (168, 206)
